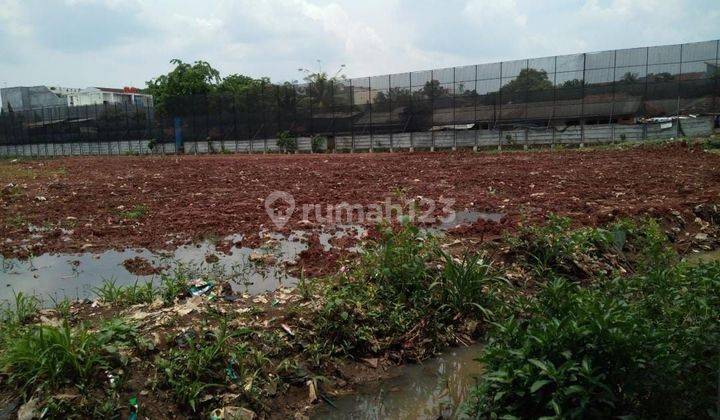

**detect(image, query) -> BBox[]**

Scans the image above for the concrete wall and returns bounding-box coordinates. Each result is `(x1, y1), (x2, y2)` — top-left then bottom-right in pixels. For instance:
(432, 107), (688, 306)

(0, 86), (67, 113)
(0, 117), (715, 157)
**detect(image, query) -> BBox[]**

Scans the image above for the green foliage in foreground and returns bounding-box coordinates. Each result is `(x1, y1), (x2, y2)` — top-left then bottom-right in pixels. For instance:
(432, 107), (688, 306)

(1, 319), (143, 393)
(1, 215), (717, 418)
(467, 222), (720, 418)
(303, 222), (508, 360)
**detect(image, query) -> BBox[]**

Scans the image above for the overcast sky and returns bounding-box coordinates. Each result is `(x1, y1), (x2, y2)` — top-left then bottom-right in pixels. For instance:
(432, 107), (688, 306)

(0, 0), (717, 89)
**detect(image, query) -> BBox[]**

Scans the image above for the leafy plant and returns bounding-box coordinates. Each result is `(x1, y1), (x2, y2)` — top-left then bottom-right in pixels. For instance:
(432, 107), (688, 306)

(156, 322), (267, 411)
(276, 131), (297, 153)
(311, 135), (326, 153)
(1, 320), (136, 392)
(431, 251), (505, 318)
(467, 260), (720, 418)
(118, 204), (149, 220)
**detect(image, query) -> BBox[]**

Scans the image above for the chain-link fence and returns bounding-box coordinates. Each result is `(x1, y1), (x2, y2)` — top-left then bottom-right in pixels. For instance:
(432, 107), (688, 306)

(1, 40), (718, 154)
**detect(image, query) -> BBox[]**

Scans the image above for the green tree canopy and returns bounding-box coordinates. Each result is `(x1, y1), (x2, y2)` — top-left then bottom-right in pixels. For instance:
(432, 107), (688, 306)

(501, 68), (554, 97)
(219, 74), (270, 95)
(146, 59), (270, 115)
(298, 70), (348, 109)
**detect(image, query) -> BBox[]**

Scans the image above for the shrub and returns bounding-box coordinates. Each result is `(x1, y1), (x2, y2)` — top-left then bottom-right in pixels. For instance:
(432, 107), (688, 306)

(276, 131), (297, 153)
(467, 262), (720, 418)
(311, 135), (326, 153)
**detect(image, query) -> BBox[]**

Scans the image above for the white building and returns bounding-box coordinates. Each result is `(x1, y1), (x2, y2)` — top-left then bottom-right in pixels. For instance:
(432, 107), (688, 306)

(67, 87), (153, 108)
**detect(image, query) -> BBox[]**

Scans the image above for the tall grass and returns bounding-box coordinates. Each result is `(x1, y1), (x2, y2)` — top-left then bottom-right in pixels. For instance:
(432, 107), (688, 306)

(431, 251), (506, 318)
(1, 318), (141, 394)
(2, 291), (40, 325)
(93, 278), (156, 306)
(306, 221), (502, 360)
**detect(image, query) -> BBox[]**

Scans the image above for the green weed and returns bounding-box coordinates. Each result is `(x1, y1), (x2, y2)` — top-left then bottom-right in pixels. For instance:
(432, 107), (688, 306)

(467, 258), (720, 418)
(93, 278), (156, 306)
(118, 204), (149, 220)
(2, 291), (39, 325)
(0, 320), (136, 392)
(431, 251), (505, 318)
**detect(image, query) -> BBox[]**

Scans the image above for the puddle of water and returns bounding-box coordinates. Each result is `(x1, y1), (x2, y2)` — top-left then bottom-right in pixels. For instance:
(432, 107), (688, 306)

(312, 344), (484, 420)
(0, 225), (367, 305)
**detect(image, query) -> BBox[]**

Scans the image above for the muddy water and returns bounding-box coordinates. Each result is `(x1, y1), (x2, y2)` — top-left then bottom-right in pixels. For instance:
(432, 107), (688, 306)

(0, 210), (494, 305)
(312, 345), (484, 420)
(0, 227), (366, 304)
(0, 235), (300, 304)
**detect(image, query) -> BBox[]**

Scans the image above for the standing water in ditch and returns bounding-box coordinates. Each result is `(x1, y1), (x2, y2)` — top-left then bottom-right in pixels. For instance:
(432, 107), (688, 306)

(0, 211), (493, 304)
(0, 226), (366, 304)
(312, 344), (484, 420)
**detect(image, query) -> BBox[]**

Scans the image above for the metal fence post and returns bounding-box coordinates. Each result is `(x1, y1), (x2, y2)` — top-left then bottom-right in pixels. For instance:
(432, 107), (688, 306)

(369, 77), (373, 152)
(676, 44), (684, 138)
(430, 69), (435, 152)
(388, 74), (393, 152)
(452, 66), (457, 151)
(580, 53), (587, 148)
(233, 94), (239, 152)
(409, 71), (414, 152)
(350, 79), (355, 153)
(473, 64), (479, 152)
(498, 62), (503, 151)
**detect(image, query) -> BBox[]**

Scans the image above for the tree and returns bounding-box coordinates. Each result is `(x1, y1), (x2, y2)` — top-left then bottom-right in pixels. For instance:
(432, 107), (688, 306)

(298, 65), (347, 109)
(560, 79), (584, 89)
(146, 59), (222, 114)
(420, 80), (449, 100)
(619, 72), (639, 84)
(146, 59), (273, 116)
(219, 74), (269, 95)
(501, 69), (553, 98)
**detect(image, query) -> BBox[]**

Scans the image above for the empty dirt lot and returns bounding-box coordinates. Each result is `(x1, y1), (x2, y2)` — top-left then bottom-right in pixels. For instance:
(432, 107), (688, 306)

(2, 142), (719, 260)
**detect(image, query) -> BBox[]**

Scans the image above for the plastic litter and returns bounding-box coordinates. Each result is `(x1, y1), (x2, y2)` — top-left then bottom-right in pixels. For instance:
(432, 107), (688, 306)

(128, 396), (138, 420)
(226, 361), (239, 382)
(189, 278), (214, 296)
(209, 406), (255, 420)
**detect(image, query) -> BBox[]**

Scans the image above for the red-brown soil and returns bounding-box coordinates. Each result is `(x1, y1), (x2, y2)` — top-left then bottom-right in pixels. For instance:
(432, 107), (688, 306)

(2, 142), (720, 260)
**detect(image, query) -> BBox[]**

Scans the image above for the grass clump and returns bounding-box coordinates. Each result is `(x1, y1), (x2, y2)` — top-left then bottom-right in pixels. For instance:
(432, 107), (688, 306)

(467, 219), (720, 419)
(118, 204), (149, 220)
(93, 278), (156, 306)
(0, 319), (141, 393)
(155, 322), (284, 413)
(2, 291), (40, 325)
(300, 222), (507, 361)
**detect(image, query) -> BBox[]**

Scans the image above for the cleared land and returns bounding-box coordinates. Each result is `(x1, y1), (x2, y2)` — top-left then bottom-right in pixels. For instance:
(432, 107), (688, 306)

(1, 140), (720, 418)
(2, 142), (719, 262)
